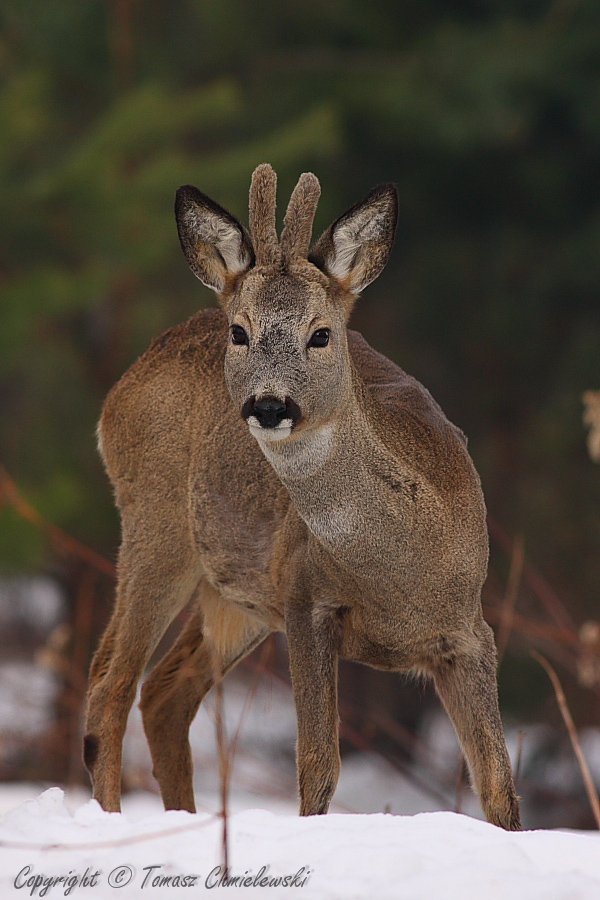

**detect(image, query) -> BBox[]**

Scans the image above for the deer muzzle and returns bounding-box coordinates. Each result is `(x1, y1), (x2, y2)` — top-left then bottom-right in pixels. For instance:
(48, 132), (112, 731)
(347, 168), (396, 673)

(242, 395), (301, 441)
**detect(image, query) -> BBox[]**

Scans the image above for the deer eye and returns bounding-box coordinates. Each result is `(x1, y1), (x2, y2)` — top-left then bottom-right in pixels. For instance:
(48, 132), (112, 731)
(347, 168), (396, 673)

(308, 328), (330, 348)
(231, 325), (249, 346)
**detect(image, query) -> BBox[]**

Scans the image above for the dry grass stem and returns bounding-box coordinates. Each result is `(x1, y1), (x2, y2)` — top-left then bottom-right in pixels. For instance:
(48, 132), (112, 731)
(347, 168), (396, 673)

(582, 390), (600, 462)
(531, 650), (600, 829)
(229, 638), (275, 760)
(67, 570), (96, 786)
(484, 607), (580, 652)
(488, 516), (576, 633)
(497, 534), (524, 664)
(211, 646), (230, 873)
(454, 755), (467, 814)
(514, 730), (526, 789)
(0, 816), (216, 853)
(0, 462), (115, 578)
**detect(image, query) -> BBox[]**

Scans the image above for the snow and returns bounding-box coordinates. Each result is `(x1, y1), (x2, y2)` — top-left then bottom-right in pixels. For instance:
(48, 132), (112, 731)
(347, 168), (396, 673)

(1, 668), (599, 897)
(1, 581), (599, 895)
(0, 788), (598, 899)
(0, 577), (64, 632)
(0, 662), (58, 738)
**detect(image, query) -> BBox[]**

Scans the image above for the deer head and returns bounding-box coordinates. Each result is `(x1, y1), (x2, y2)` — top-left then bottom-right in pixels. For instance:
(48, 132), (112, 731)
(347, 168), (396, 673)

(175, 164), (398, 445)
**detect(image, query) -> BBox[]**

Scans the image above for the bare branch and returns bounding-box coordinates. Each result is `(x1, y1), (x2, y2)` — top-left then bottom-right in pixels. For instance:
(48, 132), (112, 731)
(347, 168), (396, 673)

(531, 650), (600, 829)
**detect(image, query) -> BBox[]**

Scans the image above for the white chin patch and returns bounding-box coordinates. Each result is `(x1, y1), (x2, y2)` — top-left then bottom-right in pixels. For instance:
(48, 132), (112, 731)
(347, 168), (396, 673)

(248, 418), (293, 442)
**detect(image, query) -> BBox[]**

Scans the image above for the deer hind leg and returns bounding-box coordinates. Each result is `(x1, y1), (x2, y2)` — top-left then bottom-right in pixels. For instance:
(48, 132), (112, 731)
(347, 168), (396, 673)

(83, 541), (201, 813)
(429, 616), (521, 831)
(140, 582), (269, 812)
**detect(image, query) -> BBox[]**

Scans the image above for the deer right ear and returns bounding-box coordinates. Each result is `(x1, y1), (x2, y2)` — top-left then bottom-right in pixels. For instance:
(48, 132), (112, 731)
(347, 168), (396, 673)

(309, 183), (398, 295)
(175, 185), (255, 294)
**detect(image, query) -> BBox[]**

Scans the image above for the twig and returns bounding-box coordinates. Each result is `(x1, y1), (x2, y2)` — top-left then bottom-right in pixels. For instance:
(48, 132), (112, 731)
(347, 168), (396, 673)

(368, 710), (450, 785)
(531, 650), (600, 829)
(0, 463), (115, 578)
(454, 755), (467, 814)
(338, 719), (454, 809)
(484, 606), (580, 652)
(243, 657), (455, 808)
(230, 638), (275, 759)
(488, 516), (577, 634)
(67, 569), (97, 786)
(0, 816), (216, 852)
(211, 648), (230, 873)
(496, 534), (524, 665)
(244, 656), (457, 808)
(514, 730), (526, 790)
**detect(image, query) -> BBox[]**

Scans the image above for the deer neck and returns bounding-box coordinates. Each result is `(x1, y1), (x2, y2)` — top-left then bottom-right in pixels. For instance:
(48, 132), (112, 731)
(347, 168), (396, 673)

(257, 370), (372, 476)
(253, 369), (393, 554)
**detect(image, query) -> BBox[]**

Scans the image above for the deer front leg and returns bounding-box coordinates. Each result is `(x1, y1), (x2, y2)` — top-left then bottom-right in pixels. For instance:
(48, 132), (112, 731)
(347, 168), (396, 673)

(285, 599), (341, 816)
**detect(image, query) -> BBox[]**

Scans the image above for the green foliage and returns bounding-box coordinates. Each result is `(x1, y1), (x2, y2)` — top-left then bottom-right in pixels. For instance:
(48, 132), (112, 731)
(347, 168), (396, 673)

(0, 0), (598, 640)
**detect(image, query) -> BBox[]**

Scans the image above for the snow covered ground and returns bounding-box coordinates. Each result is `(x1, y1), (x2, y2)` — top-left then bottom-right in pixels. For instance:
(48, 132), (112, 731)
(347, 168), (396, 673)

(0, 787), (599, 899)
(0, 674), (599, 898)
(1, 578), (600, 896)
(2, 656), (600, 899)
(1, 667), (599, 899)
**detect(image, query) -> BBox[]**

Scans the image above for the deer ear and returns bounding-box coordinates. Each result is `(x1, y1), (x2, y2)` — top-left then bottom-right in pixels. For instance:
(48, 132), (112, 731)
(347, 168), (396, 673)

(309, 184), (398, 294)
(175, 185), (254, 294)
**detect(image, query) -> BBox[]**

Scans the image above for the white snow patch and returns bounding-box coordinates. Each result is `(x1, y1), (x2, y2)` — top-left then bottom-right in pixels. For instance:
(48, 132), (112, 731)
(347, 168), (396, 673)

(0, 662), (58, 737)
(0, 788), (599, 899)
(0, 577), (64, 631)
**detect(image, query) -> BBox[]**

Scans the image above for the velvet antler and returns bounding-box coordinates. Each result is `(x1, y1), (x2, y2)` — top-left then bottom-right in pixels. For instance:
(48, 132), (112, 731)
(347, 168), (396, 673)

(280, 172), (321, 260)
(248, 164), (280, 267)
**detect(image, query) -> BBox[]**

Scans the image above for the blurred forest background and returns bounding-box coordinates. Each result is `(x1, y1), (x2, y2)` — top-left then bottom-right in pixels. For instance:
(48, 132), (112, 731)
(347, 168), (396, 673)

(0, 0), (599, 828)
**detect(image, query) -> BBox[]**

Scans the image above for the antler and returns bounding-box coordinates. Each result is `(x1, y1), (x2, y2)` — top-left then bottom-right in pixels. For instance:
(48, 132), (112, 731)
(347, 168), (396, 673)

(248, 165), (321, 265)
(280, 172), (321, 260)
(249, 164), (280, 266)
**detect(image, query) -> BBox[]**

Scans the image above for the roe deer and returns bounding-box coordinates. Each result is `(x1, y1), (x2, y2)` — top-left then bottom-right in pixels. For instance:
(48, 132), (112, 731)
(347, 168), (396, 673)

(84, 163), (521, 830)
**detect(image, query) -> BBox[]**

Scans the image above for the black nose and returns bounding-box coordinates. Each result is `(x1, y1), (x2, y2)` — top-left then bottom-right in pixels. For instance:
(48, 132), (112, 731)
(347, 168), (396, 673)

(253, 397), (287, 428)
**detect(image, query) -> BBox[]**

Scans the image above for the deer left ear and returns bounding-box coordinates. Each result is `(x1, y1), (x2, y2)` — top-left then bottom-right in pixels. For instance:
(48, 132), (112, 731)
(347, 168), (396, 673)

(309, 183), (398, 294)
(175, 185), (255, 295)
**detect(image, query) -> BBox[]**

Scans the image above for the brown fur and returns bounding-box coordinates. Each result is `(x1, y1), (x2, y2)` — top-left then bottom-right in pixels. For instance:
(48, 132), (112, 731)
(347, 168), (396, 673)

(280, 173), (321, 260)
(84, 165), (521, 830)
(249, 163), (280, 267)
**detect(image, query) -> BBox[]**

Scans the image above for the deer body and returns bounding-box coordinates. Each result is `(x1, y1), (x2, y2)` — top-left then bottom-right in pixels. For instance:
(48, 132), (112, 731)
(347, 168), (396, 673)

(84, 165), (521, 830)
